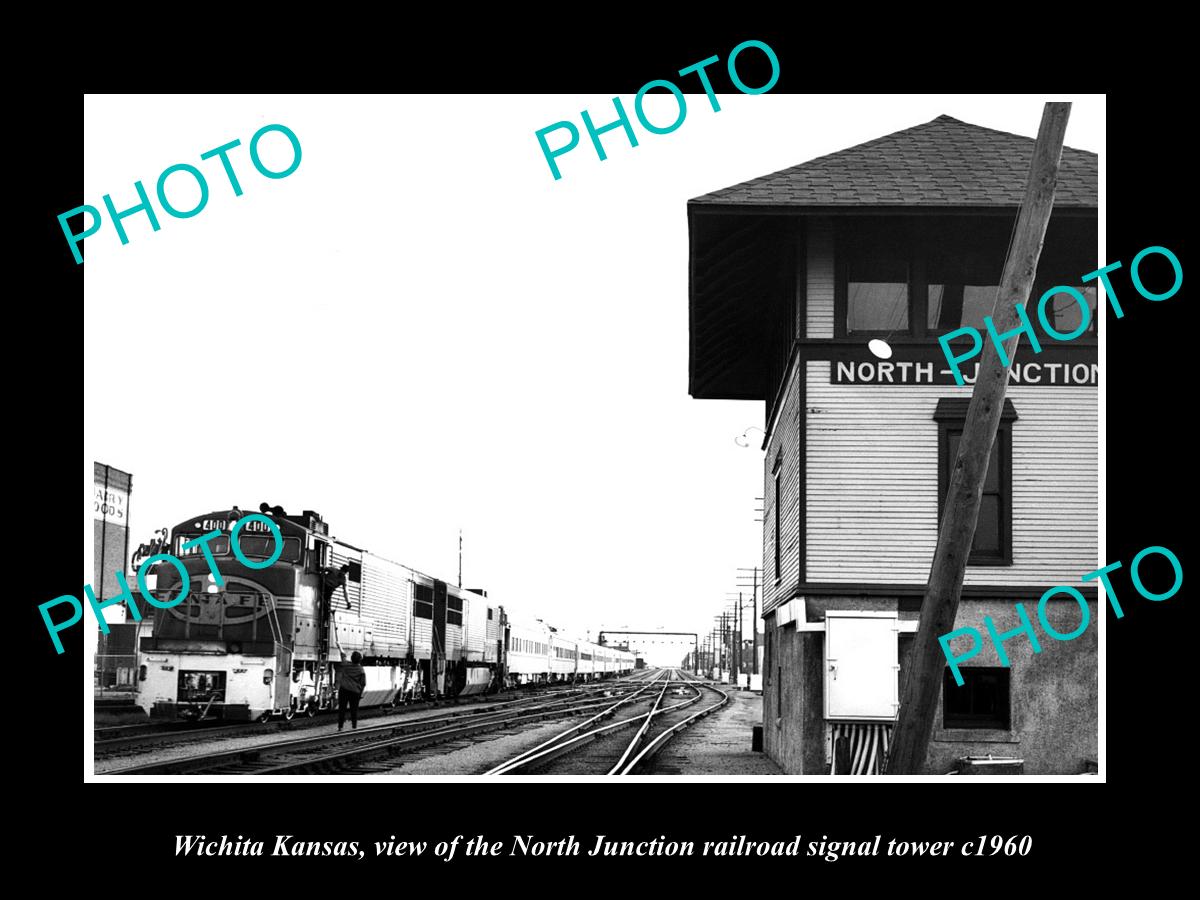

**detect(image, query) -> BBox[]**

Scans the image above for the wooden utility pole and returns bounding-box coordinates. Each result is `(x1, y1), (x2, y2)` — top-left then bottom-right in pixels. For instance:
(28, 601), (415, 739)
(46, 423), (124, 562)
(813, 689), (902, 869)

(723, 612), (732, 678)
(719, 614), (728, 675)
(732, 595), (741, 684)
(886, 102), (1071, 774)
(752, 568), (759, 674)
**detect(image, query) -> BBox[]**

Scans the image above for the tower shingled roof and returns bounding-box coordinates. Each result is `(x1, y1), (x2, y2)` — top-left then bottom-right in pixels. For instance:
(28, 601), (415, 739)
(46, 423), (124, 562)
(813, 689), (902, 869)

(689, 115), (1097, 209)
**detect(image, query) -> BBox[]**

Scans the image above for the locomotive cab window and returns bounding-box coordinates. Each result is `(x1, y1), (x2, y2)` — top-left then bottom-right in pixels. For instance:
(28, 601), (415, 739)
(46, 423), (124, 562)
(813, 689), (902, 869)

(306, 540), (328, 574)
(237, 535), (302, 563)
(176, 534), (231, 557)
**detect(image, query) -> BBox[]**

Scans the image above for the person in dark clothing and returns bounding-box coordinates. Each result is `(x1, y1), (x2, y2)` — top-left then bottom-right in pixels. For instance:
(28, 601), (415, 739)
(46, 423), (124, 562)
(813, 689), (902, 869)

(321, 565), (352, 611)
(337, 650), (367, 730)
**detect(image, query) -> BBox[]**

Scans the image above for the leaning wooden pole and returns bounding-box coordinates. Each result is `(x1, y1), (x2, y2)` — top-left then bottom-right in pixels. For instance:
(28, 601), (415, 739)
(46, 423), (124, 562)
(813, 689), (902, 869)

(885, 102), (1071, 774)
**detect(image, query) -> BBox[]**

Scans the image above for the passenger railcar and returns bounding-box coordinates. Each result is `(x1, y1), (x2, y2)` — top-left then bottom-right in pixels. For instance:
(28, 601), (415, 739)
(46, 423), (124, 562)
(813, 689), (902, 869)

(550, 632), (576, 680)
(134, 506), (633, 721)
(506, 619), (553, 685)
(501, 623), (636, 687)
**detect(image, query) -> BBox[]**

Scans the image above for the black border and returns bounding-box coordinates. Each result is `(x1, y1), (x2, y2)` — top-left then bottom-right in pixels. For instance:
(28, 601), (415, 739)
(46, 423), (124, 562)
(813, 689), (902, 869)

(26, 40), (1187, 878)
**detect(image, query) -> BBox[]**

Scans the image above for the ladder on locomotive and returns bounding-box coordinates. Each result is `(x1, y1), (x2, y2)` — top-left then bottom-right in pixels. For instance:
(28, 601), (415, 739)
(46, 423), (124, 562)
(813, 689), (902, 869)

(261, 593), (293, 694)
(315, 570), (351, 664)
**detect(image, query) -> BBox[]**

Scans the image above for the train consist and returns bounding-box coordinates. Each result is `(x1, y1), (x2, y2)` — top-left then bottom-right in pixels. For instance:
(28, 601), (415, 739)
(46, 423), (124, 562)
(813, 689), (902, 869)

(134, 506), (633, 721)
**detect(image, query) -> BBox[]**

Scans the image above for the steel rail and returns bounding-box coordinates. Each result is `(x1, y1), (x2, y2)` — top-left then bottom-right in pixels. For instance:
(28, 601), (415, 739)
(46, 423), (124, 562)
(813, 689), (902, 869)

(487, 690), (701, 775)
(616, 676), (730, 775)
(607, 674), (673, 774)
(95, 676), (640, 756)
(484, 670), (671, 775)
(101, 681), (649, 775)
(489, 670), (708, 776)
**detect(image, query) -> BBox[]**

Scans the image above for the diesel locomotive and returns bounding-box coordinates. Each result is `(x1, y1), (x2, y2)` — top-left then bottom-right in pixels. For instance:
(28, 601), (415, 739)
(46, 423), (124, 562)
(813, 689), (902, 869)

(134, 506), (633, 721)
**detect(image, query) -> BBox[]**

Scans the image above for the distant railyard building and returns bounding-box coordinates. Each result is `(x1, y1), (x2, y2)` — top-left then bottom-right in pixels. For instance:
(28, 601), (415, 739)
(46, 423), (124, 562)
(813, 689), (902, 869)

(687, 116), (1098, 774)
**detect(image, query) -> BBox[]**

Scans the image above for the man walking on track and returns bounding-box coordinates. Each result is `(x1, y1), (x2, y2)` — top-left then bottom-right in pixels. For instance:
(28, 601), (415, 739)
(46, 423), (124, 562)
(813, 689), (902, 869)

(337, 651), (367, 731)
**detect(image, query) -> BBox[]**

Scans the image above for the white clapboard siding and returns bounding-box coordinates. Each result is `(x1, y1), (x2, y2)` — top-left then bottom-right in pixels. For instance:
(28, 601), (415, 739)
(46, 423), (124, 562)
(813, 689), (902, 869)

(764, 355), (802, 612)
(805, 359), (1098, 585)
(805, 218), (835, 338)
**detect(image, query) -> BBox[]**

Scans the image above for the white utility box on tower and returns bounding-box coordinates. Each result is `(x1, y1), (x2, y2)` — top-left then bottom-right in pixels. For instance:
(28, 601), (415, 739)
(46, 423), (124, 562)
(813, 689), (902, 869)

(823, 611), (900, 721)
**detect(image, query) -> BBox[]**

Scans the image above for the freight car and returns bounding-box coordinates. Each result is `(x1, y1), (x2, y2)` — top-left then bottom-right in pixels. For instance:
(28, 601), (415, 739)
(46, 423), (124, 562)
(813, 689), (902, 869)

(133, 506), (634, 721)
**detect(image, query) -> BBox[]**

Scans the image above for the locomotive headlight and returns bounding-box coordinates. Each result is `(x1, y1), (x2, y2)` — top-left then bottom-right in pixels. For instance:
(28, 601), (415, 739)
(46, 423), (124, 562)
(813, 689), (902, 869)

(207, 584), (219, 594)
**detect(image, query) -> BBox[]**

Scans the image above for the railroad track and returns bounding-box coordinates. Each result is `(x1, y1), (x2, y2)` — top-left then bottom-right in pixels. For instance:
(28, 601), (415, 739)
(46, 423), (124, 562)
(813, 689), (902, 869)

(485, 670), (728, 776)
(95, 719), (244, 755)
(99, 675), (661, 775)
(482, 672), (724, 777)
(94, 678), (634, 758)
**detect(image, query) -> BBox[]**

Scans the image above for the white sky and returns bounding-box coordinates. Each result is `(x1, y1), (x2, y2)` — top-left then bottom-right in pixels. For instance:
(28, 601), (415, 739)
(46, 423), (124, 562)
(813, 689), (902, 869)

(83, 94), (1103, 665)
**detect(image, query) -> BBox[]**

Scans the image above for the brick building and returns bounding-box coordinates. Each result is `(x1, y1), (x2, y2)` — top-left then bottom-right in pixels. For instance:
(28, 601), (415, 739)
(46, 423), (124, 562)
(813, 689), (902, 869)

(687, 116), (1098, 774)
